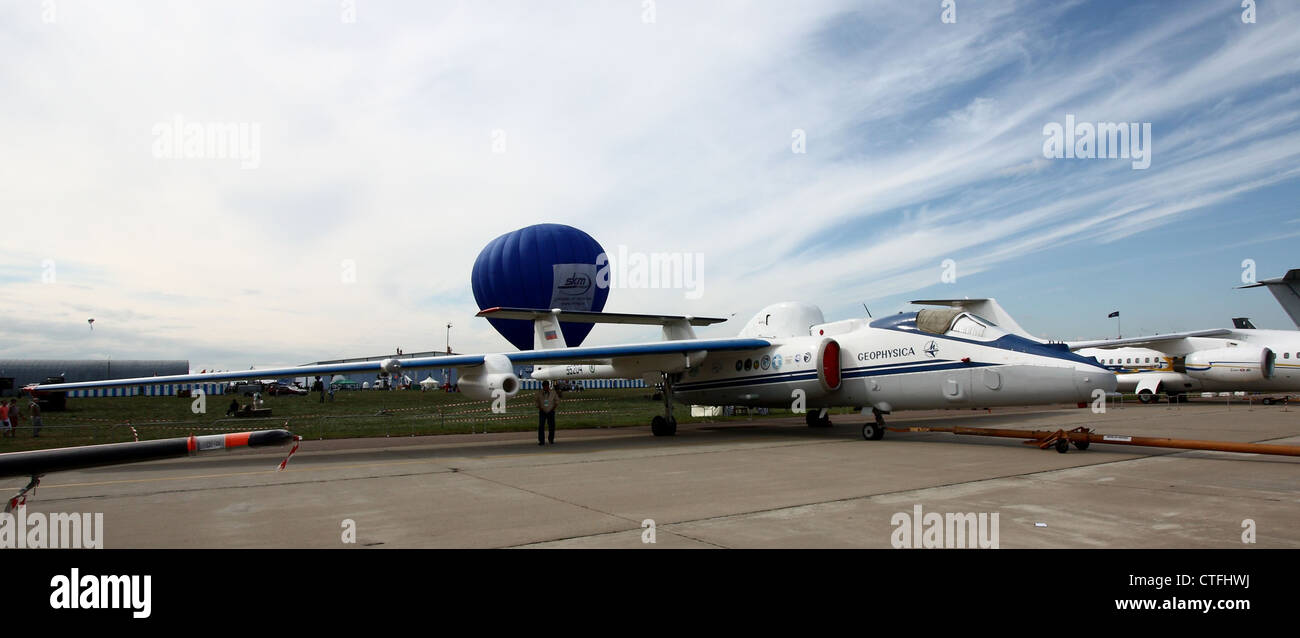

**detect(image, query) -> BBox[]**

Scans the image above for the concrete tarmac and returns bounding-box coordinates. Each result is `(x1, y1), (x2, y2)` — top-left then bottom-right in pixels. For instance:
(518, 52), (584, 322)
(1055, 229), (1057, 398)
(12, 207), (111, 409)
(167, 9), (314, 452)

(7, 401), (1298, 548)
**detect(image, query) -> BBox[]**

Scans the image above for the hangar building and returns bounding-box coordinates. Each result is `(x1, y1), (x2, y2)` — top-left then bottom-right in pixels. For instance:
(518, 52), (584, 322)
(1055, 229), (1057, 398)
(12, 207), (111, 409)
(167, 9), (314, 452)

(0, 359), (198, 398)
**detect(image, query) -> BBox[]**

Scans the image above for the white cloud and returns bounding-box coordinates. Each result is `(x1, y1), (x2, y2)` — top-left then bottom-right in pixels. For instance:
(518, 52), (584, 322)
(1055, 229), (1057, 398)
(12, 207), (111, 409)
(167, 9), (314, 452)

(2, 0), (1299, 367)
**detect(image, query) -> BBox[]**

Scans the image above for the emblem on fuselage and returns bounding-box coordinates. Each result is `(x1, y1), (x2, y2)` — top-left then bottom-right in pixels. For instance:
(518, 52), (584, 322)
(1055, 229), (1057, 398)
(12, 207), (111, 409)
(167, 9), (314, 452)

(924, 340), (939, 358)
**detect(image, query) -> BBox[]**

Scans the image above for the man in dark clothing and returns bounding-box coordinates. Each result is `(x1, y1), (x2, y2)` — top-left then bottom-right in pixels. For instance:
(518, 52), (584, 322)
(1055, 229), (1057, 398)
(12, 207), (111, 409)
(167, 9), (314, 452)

(535, 380), (560, 445)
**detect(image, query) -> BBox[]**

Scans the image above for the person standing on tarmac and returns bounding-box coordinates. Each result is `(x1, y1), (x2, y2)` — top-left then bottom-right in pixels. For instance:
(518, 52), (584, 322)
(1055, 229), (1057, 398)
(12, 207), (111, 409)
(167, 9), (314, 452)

(5, 399), (18, 437)
(536, 380), (560, 446)
(29, 397), (42, 438)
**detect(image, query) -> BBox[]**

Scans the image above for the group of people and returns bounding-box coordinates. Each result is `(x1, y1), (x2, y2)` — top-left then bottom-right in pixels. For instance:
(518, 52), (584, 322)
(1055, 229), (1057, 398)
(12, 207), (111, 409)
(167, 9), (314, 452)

(313, 377), (335, 403)
(0, 397), (42, 438)
(225, 393), (266, 417)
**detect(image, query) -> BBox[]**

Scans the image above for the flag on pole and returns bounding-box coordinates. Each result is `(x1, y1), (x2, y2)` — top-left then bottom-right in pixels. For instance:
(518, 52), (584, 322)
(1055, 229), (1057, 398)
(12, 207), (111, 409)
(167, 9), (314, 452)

(1107, 311), (1119, 318)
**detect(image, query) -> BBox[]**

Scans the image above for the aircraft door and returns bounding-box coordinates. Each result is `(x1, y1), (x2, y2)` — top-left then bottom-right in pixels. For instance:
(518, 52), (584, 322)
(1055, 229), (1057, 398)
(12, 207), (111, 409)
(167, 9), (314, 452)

(941, 368), (972, 404)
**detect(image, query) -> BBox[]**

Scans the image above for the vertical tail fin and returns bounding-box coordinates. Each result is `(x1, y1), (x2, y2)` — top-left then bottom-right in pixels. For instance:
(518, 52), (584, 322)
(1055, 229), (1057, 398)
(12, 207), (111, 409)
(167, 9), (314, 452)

(532, 312), (569, 350)
(1240, 269), (1300, 328)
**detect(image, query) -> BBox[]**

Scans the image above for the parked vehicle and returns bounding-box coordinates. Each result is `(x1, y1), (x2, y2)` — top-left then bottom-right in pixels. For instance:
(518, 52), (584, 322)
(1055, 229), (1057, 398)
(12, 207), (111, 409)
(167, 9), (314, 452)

(229, 381), (264, 396)
(265, 382), (308, 396)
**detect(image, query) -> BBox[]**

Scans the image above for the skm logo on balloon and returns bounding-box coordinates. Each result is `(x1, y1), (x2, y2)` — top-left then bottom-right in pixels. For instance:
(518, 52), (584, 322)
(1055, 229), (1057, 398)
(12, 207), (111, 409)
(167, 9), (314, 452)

(596, 245), (704, 300)
(557, 272), (593, 296)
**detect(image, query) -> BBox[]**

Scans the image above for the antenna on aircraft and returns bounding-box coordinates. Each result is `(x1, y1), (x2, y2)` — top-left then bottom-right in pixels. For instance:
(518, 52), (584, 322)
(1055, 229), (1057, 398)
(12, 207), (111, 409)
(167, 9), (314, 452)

(862, 304), (872, 318)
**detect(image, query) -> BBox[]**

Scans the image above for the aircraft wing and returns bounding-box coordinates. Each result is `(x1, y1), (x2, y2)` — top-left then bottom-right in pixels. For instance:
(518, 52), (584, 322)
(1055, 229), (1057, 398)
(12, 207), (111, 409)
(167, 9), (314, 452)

(26, 338), (771, 392)
(1066, 329), (1232, 351)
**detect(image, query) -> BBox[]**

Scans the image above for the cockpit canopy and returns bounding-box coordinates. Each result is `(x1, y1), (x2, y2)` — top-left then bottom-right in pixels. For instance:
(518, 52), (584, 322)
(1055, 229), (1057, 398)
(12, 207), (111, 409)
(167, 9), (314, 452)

(915, 308), (1004, 340)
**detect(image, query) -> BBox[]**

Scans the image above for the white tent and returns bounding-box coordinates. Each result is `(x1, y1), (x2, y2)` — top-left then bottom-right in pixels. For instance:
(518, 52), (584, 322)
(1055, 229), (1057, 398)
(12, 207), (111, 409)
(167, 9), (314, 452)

(419, 376), (439, 390)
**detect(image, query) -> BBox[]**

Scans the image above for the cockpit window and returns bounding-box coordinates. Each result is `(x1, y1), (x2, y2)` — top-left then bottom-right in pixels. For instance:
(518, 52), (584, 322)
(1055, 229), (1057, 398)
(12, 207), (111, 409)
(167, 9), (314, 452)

(915, 308), (963, 335)
(915, 308), (1005, 340)
(949, 314), (989, 338)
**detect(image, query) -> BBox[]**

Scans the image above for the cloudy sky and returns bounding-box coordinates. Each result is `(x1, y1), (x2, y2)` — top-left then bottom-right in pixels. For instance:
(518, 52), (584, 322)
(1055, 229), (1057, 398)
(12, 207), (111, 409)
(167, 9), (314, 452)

(1, 0), (1298, 370)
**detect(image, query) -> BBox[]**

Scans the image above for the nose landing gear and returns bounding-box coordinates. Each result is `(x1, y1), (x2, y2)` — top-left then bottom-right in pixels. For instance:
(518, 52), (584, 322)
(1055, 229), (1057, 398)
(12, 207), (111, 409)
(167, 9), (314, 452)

(861, 407), (886, 441)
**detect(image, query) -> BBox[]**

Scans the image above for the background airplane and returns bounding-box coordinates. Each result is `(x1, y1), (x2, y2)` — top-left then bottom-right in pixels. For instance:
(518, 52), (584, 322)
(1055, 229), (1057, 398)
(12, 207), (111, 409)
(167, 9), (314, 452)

(1000, 269), (1300, 404)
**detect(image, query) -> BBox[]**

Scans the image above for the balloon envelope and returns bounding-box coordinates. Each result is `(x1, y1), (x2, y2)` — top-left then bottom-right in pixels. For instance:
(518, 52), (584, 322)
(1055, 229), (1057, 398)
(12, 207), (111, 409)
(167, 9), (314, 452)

(471, 224), (608, 350)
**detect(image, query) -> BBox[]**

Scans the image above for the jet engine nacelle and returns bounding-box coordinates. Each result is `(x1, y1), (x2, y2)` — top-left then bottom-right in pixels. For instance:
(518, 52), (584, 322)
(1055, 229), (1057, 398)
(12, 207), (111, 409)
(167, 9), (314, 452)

(816, 338), (842, 392)
(1185, 346), (1275, 383)
(458, 353), (521, 401)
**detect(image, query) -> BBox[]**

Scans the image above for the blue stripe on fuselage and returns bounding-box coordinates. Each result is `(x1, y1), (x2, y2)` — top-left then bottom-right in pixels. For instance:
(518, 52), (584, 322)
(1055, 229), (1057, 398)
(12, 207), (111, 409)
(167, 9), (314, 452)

(678, 358), (961, 392)
(868, 313), (1103, 369)
(677, 360), (996, 392)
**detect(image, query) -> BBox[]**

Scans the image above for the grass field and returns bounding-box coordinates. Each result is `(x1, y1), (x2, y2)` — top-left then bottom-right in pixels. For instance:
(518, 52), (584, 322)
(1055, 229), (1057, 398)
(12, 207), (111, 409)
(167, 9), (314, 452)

(0, 388), (858, 452)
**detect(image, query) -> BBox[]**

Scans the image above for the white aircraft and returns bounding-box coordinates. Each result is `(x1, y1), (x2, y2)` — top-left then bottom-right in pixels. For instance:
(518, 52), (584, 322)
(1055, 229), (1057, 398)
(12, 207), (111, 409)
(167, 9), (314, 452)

(1068, 269), (1300, 403)
(28, 299), (1116, 441)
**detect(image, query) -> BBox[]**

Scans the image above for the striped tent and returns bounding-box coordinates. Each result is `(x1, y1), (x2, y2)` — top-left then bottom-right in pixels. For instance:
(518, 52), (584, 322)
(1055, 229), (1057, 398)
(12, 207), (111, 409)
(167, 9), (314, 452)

(519, 378), (646, 391)
(68, 383), (227, 398)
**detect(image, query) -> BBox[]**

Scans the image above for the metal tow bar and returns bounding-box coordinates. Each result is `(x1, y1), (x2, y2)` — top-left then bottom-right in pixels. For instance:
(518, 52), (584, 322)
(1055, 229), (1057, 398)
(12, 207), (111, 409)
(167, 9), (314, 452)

(884, 425), (1300, 456)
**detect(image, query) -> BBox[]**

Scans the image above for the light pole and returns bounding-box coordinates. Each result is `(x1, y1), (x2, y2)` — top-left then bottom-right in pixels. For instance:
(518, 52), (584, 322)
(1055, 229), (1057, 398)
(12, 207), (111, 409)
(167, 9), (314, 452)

(444, 322), (453, 389)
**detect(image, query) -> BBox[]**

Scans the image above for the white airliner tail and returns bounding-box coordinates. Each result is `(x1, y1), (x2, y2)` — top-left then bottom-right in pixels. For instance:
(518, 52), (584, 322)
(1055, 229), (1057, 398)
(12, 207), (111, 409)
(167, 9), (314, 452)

(1240, 268), (1300, 328)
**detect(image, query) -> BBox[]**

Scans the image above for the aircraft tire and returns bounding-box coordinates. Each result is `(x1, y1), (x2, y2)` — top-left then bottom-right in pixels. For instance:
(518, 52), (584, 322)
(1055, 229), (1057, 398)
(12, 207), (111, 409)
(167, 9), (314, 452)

(861, 422), (884, 441)
(651, 415), (671, 436)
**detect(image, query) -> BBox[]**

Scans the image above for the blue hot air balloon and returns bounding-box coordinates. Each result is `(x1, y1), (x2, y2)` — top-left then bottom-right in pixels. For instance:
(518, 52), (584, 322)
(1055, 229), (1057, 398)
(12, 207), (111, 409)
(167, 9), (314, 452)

(471, 223), (609, 350)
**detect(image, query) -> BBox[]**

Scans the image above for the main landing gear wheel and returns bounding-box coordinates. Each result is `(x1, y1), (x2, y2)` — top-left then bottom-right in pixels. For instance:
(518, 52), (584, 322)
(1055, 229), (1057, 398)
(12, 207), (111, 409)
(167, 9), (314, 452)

(1137, 390), (1156, 404)
(650, 372), (680, 437)
(805, 410), (832, 428)
(650, 415), (677, 437)
(862, 408), (886, 441)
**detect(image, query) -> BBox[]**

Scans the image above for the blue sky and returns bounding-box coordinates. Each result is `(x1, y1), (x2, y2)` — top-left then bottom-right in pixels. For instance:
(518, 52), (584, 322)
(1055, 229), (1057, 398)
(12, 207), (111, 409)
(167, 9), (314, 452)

(0, 0), (1297, 369)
